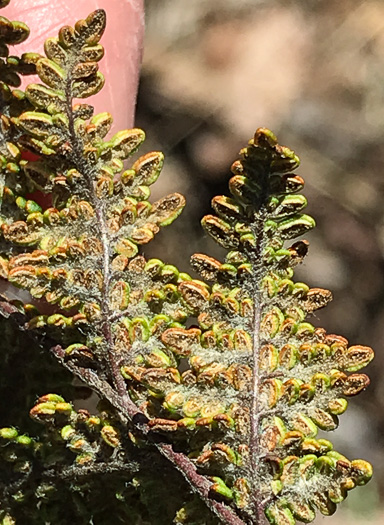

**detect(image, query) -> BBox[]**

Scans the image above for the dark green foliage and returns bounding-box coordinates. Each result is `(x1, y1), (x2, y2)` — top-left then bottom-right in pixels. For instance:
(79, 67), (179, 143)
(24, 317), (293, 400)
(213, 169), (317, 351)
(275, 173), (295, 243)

(0, 2), (373, 524)
(0, 314), (75, 432)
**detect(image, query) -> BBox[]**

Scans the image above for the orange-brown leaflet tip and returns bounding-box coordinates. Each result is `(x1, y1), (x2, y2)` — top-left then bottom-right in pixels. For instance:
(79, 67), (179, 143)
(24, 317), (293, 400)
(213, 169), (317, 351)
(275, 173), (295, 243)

(161, 327), (201, 356)
(342, 374), (370, 396)
(305, 288), (333, 312)
(190, 253), (221, 281)
(148, 418), (178, 432)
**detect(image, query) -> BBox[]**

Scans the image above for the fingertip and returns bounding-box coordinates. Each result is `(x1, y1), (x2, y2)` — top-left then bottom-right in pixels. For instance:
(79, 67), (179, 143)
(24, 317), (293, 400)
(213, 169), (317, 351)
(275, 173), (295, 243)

(4, 0), (145, 129)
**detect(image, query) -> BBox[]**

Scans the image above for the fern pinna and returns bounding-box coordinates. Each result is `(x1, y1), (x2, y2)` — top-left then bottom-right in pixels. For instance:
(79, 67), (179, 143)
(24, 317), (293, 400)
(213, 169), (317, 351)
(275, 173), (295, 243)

(0, 3), (373, 525)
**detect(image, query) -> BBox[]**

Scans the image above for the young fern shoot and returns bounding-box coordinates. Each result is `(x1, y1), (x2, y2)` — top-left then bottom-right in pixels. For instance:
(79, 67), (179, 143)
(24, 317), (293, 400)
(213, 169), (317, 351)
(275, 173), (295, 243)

(0, 3), (374, 525)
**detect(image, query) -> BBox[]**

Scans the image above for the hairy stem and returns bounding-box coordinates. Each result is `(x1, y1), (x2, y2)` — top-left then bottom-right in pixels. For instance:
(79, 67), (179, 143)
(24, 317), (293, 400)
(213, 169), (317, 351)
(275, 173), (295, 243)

(249, 190), (269, 523)
(51, 345), (247, 525)
(63, 78), (128, 400)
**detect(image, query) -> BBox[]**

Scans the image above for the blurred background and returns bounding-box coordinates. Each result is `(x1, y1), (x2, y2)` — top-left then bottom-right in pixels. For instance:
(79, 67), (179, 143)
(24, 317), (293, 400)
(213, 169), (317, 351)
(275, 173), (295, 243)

(135, 0), (384, 523)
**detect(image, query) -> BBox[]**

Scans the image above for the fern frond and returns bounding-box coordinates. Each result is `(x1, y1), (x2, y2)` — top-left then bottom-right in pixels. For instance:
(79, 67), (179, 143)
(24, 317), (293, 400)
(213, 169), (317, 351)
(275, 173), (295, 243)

(190, 129), (373, 524)
(120, 128), (374, 524)
(0, 10), (186, 399)
(0, 5), (41, 242)
(0, 394), (145, 524)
